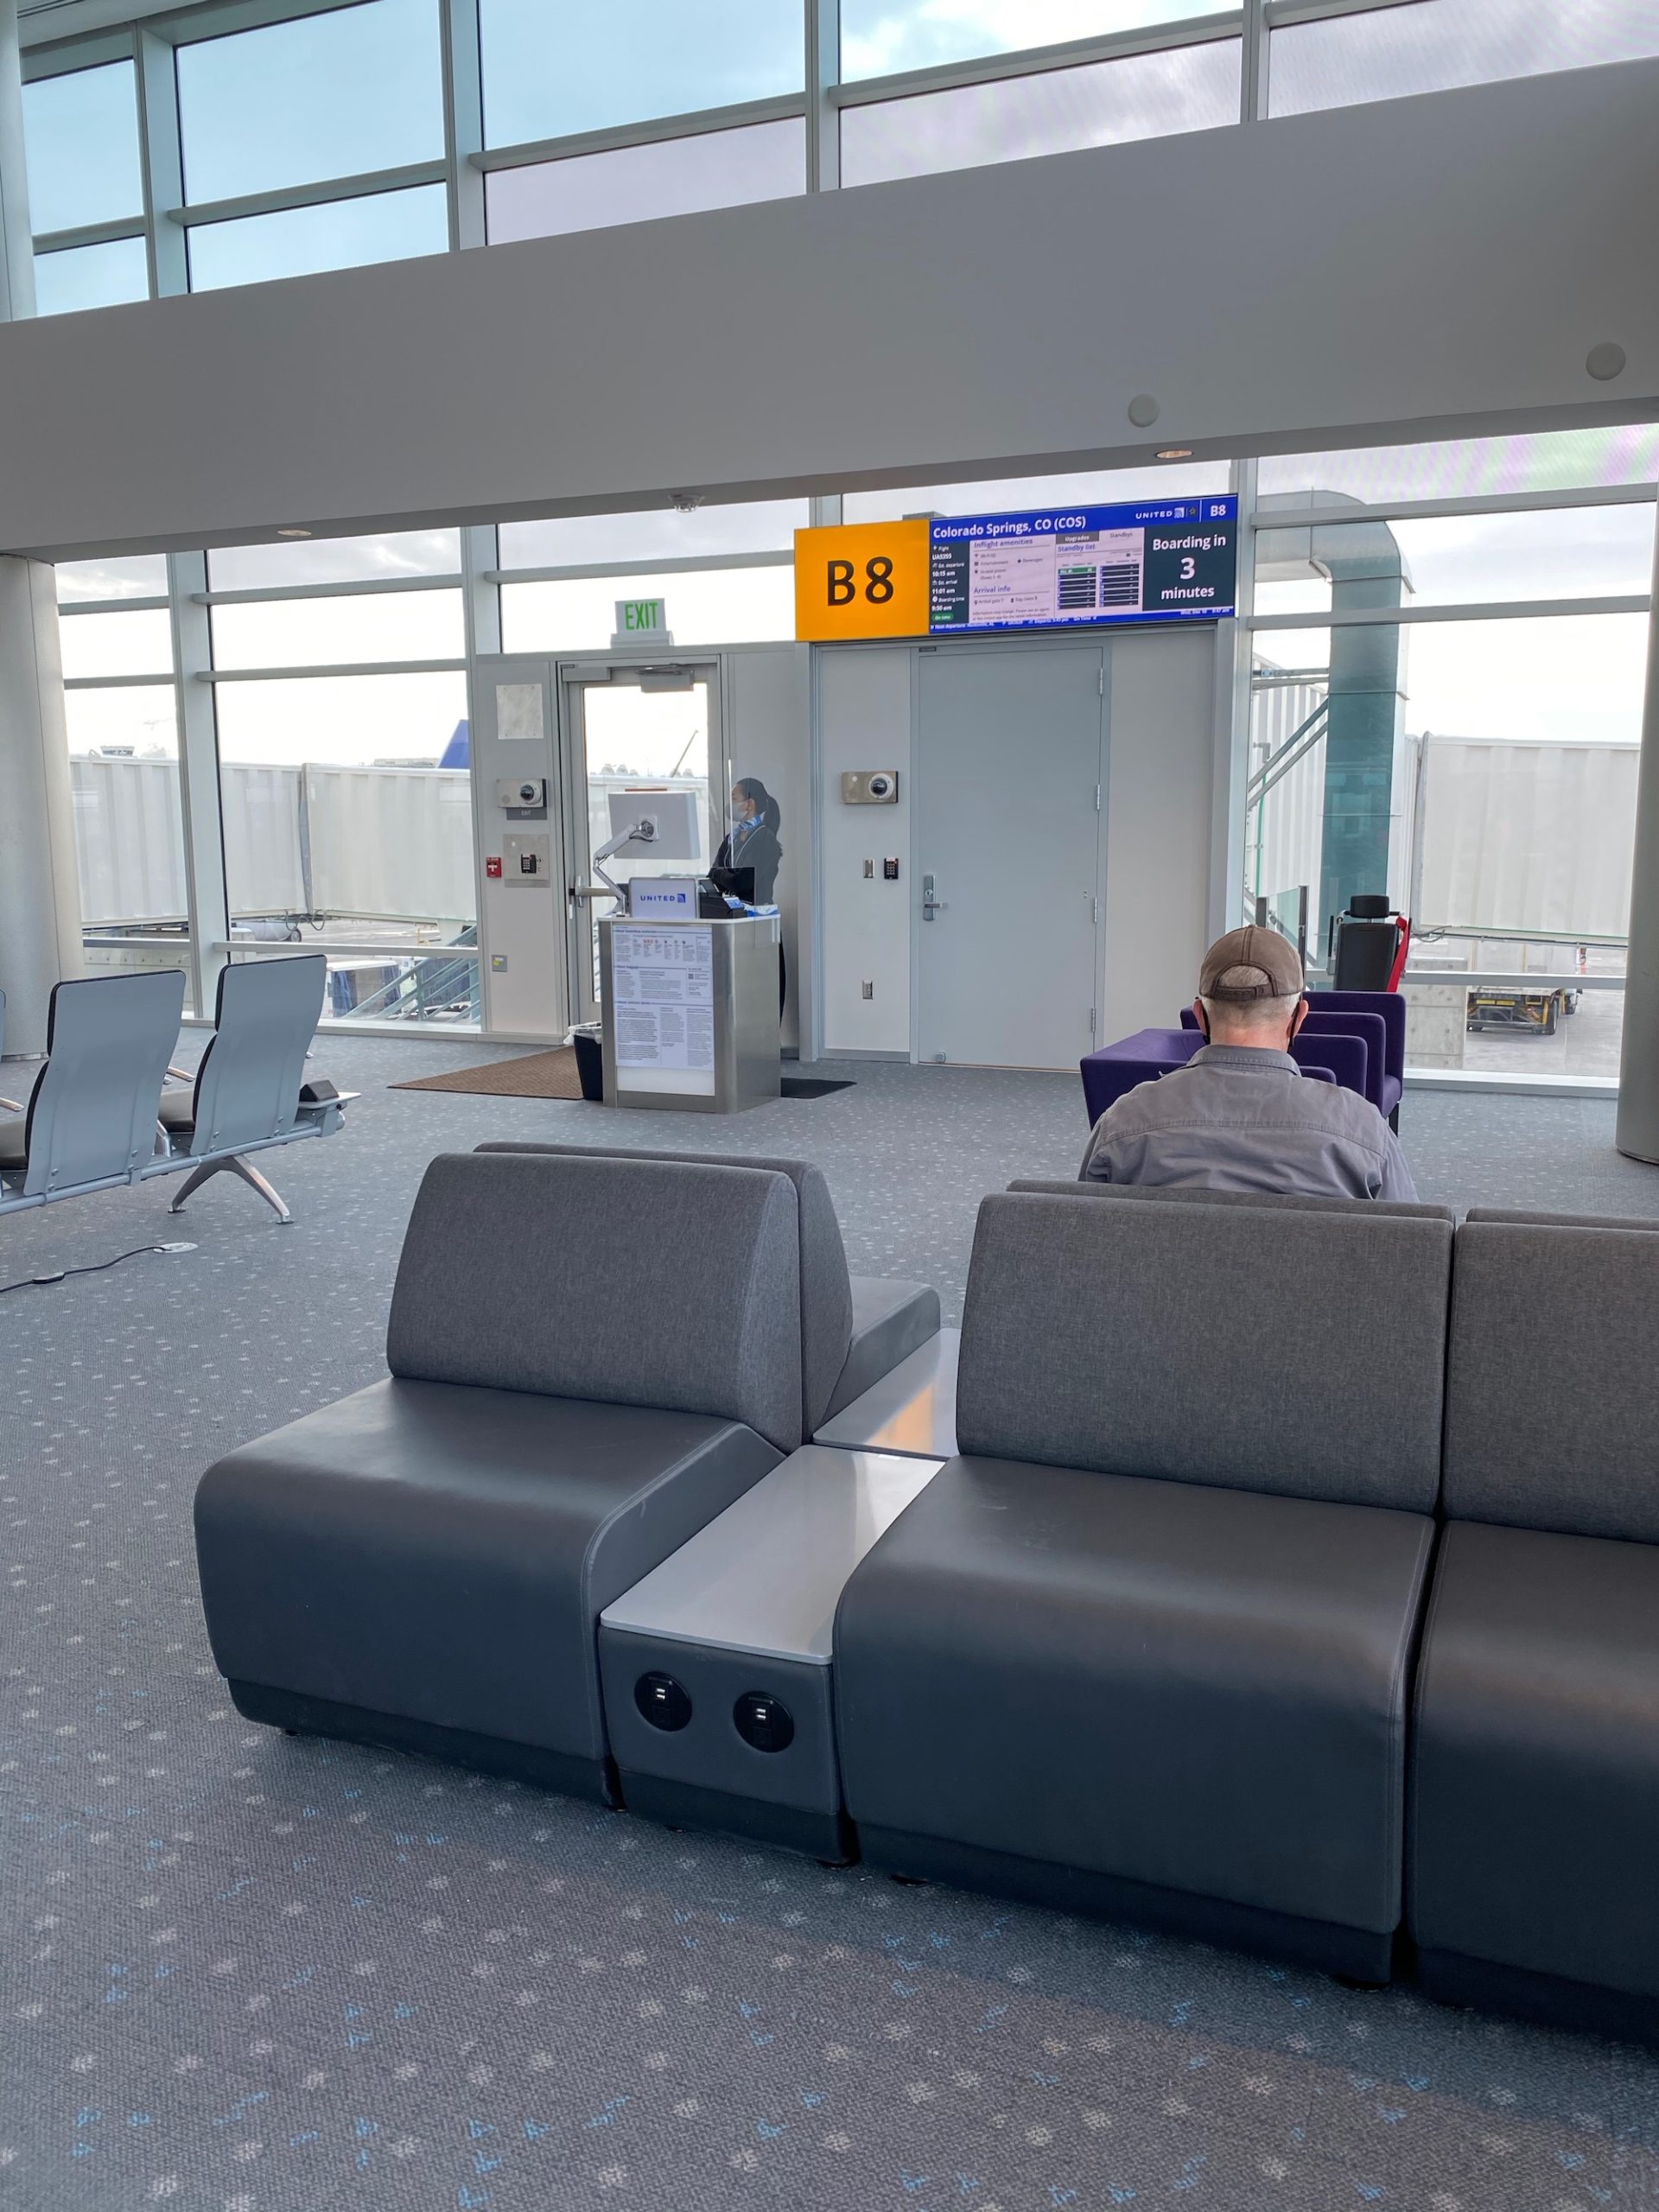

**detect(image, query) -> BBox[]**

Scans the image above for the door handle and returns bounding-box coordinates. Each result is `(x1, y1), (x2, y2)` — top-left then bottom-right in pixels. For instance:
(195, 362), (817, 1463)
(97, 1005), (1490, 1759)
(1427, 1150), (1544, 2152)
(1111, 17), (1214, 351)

(923, 873), (939, 921)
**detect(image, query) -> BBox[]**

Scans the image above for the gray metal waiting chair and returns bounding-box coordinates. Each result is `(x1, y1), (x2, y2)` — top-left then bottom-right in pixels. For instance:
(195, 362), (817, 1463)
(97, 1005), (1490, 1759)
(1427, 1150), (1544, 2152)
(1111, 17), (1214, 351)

(0, 969), (186, 1215)
(158, 954), (340, 1224)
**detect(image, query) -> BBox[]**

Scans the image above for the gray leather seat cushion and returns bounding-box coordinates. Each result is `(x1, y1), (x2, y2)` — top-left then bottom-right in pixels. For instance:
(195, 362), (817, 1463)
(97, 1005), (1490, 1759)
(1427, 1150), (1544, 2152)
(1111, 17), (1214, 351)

(1011, 1179), (1454, 1224)
(1410, 1518), (1659, 1998)
(0, 1112), (24, 1170)
(1445, 1222), (1659, 1540)
(959, 1192), (1451, 1511)
(195, 1377), (780, 1763)
(823, 1276), (943, 1421)
(836, 1457), (1433, 1934)
(474, 1142), (854, 1433)
(391, 1151), (803, 1452)
(158, 1087), (195, 1134)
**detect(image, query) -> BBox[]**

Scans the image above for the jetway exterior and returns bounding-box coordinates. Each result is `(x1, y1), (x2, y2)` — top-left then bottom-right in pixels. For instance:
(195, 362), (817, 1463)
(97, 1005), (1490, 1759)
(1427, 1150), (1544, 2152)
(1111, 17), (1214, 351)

(71, 756), (476, 929)
(1249, 709), (1637, 947)
(1410, 738), (1637, 940)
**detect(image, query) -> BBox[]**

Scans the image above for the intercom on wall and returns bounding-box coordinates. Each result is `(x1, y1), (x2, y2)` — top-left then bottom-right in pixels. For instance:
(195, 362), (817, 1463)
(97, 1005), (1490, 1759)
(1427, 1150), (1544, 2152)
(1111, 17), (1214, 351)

(496, 777), (549, 817)
(841, 771), (899, 805)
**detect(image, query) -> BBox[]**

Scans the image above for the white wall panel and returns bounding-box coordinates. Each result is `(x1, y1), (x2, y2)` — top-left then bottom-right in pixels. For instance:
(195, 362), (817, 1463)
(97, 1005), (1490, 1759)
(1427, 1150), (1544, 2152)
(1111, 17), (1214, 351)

(1, 61), (1656, 557)
(819, 646), (912, 1056)
(1102, 626), (1217, 1039)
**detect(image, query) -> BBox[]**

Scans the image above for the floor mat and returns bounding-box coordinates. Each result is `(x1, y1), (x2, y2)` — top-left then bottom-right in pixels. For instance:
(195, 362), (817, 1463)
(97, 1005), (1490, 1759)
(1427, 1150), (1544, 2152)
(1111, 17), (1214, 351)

(780, 1076), (857, 1098)
(391, 1046), (587, 1099)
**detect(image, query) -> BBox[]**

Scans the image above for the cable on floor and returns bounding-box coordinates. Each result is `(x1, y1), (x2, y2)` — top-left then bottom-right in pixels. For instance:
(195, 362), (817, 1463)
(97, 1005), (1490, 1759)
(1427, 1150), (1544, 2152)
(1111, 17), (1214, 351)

(0, 1241), (195, 1296)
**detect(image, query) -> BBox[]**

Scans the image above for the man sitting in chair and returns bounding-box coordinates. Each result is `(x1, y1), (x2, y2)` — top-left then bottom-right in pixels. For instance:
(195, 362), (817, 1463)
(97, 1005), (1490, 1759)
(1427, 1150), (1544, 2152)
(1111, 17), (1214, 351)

(1081, 925), (1418, 1201)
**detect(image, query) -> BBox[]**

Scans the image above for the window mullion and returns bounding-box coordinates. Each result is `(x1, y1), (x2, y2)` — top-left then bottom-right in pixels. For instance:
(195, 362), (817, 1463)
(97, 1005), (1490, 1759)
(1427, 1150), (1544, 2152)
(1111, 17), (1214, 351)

(136, 24), (184, 296)
(168, 549), (228, 1022)
(442, 0), (486, 249)
(806, 0), (839, 192)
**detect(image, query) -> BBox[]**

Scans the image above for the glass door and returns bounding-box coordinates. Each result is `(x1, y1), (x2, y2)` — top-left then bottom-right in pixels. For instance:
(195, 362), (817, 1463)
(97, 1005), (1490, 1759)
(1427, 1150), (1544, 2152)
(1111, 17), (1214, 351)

(561, 661), (722, 1023)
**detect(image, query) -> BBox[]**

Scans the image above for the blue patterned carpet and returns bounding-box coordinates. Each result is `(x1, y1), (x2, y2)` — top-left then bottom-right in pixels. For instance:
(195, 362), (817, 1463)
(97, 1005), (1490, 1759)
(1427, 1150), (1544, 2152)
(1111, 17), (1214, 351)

(4, 1039), (1659, 2211)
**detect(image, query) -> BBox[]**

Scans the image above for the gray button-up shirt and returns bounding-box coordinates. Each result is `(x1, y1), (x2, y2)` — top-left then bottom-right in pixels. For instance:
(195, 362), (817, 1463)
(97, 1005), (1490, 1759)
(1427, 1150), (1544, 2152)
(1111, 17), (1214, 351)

(1081, 1043), (1419, 1202)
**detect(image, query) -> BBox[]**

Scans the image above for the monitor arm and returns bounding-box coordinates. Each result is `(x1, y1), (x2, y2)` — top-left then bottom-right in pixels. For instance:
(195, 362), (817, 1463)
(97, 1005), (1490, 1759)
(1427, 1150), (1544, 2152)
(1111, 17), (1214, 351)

(575, 817), (658, 912)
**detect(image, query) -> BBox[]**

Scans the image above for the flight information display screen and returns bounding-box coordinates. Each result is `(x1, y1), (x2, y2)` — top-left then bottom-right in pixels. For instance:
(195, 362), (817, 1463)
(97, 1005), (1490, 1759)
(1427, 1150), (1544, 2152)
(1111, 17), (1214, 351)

(929, 493), (1237, 634)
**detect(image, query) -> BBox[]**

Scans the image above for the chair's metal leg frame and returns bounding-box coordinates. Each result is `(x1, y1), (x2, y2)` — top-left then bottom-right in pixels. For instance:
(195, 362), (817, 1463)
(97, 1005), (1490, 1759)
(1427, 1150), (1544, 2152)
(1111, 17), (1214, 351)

(168, 1154), (293, 1224)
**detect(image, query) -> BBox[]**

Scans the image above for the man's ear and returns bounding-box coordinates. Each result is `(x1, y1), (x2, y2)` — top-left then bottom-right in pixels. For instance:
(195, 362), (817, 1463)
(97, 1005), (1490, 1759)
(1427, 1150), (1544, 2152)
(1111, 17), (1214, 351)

(1192, 997), (1209, 1041)
(1289, 995), (1309, 1042)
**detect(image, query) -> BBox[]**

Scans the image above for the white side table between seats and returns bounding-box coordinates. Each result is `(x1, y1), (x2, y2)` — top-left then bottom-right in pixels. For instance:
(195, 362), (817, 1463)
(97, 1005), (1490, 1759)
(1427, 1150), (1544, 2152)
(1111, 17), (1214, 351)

(599, 1446), (944, 1859)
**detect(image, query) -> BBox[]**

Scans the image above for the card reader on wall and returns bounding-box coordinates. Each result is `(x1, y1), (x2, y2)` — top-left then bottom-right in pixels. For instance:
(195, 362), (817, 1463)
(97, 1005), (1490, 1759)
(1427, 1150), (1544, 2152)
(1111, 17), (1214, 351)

(502, 832), (551, 885)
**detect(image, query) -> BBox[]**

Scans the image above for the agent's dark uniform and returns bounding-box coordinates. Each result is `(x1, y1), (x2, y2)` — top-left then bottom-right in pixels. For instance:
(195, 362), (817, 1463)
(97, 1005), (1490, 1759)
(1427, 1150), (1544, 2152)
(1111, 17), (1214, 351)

(715, 816), (781, 904)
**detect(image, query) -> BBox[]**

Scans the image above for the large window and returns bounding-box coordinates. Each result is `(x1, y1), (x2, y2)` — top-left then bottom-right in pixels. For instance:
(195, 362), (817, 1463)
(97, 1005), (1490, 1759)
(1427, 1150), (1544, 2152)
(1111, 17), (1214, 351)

(175, 0), (445, 203)
(55, 563), (192, 1001)
(841, 2), (1228, 79)
(500, 568), (794, 655)
(32, 238), (149, 318)
(486, 120), (805, 243)
(1269, 0), (1659, 117)
(496, 499), (801, 654)
(22, 60), (146, 318)
(23, 0), (1659, 288)
(21, 60), (143, 233)
(479, 0), (803, 147)
(1245, 435), (1656, 1084)
(205, 531), (478, 1027)
(842, 35), (1239, 184)
(186, 187), (448, 290)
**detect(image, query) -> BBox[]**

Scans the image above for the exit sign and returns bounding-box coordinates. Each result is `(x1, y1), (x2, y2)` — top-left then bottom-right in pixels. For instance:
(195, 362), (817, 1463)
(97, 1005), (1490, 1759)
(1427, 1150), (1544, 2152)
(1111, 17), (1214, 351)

(613, 597), (671, 645)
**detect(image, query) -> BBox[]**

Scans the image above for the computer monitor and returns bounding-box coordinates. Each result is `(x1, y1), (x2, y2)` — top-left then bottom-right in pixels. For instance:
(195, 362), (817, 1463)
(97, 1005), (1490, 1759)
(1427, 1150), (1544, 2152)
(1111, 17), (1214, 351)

(606, 788), (702, 860)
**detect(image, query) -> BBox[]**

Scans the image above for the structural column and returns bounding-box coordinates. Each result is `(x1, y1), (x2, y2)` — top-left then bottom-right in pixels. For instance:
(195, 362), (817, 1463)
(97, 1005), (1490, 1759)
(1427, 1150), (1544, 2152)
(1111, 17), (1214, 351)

(0, 562), (83, 1057)
(1615, 519), (1659, 1162)
(0, 0), (83, 1057)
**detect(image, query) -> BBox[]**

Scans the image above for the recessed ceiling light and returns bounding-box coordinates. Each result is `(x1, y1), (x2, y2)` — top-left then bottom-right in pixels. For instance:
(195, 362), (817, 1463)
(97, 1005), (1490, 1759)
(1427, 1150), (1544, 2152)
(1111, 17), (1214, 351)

(1154, 448), (1193, 461)
(276, 526), (312, 538)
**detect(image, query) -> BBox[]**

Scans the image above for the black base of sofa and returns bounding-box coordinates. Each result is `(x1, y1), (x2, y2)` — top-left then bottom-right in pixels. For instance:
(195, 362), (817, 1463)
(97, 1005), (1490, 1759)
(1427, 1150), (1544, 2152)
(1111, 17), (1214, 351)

(227, 1680), (618, 1805)
(858, 1826), (1396, 1982)
(1414, 1945), (1659, 2044)
(618, 1773), (855, 1864)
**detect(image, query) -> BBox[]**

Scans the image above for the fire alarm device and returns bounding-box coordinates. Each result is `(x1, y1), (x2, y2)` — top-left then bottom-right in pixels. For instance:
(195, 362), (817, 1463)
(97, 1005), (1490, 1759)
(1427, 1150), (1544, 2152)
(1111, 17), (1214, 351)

(486, 855), (503, 879)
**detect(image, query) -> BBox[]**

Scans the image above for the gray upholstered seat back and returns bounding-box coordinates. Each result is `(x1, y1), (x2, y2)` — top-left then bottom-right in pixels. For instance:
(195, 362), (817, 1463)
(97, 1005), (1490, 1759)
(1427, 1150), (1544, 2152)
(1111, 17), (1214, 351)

(1445, 1222), (1659, 1541)
(1011, 1179), (1454, 1224)
(187, 954), (324, 1156)
(390, 1152), (804, 1452)
(957, 1192), (1452, 1510)
(476, 1142), (854, 1430)
(1465, 1206), (1659, 1233)
(22, 969), (186, 1198)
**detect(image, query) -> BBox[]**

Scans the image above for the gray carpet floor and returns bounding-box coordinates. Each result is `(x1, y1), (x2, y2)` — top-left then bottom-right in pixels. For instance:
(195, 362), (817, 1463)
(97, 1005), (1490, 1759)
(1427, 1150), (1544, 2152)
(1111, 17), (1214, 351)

(4, 1038), (1659, 2212)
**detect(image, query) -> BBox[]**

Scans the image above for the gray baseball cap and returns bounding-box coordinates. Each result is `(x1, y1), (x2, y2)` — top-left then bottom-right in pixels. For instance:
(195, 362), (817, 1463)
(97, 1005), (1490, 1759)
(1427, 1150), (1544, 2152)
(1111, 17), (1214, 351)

(1198, 925), (1305, 1002)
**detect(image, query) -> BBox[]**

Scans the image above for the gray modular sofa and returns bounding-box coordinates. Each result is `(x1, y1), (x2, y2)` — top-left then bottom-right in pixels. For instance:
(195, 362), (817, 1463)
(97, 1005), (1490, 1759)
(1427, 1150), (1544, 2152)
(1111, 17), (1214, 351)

(834, 1189), (1454, 1980)
(1410, 1213), (1659, 2040)
(194, 1150), (804, 1799)
(477, 1141), (940, 1429)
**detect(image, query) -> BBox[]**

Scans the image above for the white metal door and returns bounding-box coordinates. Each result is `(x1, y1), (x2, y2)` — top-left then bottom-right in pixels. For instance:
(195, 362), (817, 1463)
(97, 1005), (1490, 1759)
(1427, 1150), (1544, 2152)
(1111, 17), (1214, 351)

(917, 643), (1105, 1068)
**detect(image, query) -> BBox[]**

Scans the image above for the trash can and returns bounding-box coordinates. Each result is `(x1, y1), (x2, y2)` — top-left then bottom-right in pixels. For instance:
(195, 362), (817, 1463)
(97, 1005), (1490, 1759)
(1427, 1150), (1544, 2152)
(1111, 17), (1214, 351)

(571, 1024), (604, 1103)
